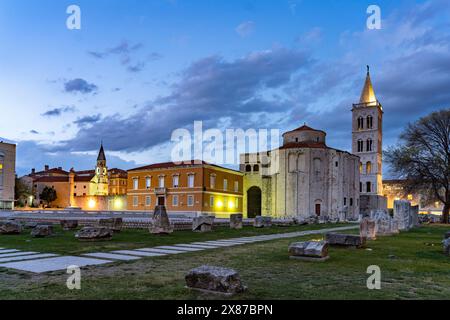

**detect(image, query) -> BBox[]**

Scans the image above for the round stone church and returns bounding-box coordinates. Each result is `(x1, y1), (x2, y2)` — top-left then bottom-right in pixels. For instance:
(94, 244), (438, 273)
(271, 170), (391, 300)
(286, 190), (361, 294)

(240, 125), (360, 220)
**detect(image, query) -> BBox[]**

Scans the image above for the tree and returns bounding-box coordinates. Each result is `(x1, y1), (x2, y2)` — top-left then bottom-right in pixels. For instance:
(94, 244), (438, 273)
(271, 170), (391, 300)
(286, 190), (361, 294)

(39, 186), (57, 208)
(14, 177), (32, 207)
(385, 109), (450, 224)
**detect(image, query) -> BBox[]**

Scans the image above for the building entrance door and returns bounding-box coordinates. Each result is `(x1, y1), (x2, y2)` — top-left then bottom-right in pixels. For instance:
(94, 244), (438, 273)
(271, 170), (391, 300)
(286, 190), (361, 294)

(247, 186), (262, 218)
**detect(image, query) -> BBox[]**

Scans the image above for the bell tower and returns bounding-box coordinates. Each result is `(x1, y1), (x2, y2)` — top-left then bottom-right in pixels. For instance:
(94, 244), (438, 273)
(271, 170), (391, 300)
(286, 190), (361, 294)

(93, 143), (109, 195)
(352, 66), (383, 195)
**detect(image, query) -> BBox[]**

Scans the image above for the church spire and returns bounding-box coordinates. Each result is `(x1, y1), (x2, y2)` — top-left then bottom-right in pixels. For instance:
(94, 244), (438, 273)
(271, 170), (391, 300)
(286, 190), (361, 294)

(97, 143), (106, 162)
(359, 65), (378, 104)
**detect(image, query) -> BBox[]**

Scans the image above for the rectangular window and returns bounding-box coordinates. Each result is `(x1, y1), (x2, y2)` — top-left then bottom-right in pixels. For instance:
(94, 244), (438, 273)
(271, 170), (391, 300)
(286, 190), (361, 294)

(158, 176), (165, 188)
(133, 178), (139, 190)
(210, 196), (214, 208)
(133, 196), (138, 207)
(187, 195), (194, 207)
(172, 195), (179, 206)
(210, 175), (216, 189)
(235, 197), (239, 209)
(188, 174), (195, 188)
(0, 157), (4, 188)
(223, 179), (228, 191)
(234, 181), (239, 192)
(173, 175), (179, 188)
(145, 177), (151, 189)
(145, 196), (151, 207)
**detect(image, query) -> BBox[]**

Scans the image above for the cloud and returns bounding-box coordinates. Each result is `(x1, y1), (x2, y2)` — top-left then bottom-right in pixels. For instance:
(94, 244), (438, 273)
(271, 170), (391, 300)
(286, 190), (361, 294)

(64, 79), (98, 94)
(56, 48), (312, 153)
(41, 106), (76, 117)
(73, 114), (102, 127)
(236, 21), (255, 37)
(15, 140), (137, 177)
(88, 40), (159, 73)
(30, 130), (39, 135)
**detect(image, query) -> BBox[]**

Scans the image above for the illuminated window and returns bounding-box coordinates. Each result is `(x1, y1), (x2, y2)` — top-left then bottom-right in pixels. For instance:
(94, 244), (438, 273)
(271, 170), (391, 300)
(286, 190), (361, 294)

(407, 194), (413, 201)
(235, 198), (239, 209)
(210, 196), (214, 207)
(234, 181), (239, 192)
(359, 162), (363, 174)
(366, 161), (372, 174)
(0, 155), (4, 188)
(187, 195), (194, 207)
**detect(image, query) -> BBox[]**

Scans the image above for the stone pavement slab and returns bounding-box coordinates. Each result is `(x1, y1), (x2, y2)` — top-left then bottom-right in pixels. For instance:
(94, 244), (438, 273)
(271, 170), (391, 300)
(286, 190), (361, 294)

(83, 252), (141, 261)
(175, 244), (219, 249)
(113, 250), (167, 257)
(0, 251), (39, 258)
(137, 248), (186, 254)
(0, 256), (111, 273)
(0, 249), (20, 254)
(156, 246), (205, 252)
(0, 253), (58, 263)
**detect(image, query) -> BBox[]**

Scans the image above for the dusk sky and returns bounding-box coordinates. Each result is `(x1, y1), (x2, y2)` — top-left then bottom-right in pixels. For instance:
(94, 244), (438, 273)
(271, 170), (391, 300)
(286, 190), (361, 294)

(1, 0), (449, 176)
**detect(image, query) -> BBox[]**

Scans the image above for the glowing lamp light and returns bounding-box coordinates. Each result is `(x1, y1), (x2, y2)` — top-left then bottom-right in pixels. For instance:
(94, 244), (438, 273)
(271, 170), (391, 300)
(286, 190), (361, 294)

(228, 201), (234, 209)
(216, 200), (224, 209)
(88, 199), (96, 209)
(114, 198), (123, 209)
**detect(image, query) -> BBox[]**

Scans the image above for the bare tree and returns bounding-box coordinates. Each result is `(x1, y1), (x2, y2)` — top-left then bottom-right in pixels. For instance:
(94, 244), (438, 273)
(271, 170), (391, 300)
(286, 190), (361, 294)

(385, 109), (450, 224)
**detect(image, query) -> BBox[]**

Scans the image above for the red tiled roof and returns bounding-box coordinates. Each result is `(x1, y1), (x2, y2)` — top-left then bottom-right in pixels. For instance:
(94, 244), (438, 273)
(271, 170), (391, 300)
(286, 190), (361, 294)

(75, 170), (95, 175)
(34, 176), (69, 183)
(32, 168), (69, 176)
(128, 160), (208, 172)
(283, 125), (326, 136)
(75, 175), (94, 182)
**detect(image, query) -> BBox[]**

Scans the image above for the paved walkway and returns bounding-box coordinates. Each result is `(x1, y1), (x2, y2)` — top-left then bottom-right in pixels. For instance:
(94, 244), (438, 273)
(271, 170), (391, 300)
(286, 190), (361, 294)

(0, 225), (358, 274)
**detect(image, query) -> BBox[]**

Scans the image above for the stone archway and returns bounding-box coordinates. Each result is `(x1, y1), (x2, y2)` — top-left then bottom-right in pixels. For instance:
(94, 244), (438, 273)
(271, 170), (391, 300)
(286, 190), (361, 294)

(247, 186), (262, 218)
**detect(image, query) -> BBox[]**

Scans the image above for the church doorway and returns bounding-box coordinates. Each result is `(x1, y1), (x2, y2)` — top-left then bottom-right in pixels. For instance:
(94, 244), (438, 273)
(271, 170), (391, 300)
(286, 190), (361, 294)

(158, 197), (165, 206)
(315, 203), (321, 216)
(247, 186), (262, 218)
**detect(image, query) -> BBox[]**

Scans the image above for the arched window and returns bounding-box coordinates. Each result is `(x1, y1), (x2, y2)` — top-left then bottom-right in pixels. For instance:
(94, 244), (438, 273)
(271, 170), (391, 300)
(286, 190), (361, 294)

(366, 139), (373, 152)
(366, 182), (372, 193)
(245, 165), (252, 172)
(253, 165), (259, 172)
(359, 162), (363, 174)
(357, 140), (364, 152)
(357, 117), (364, 130)
(366, 161), (372, 174)
(359, 182), (363, 192)
(367, 115), (373, 129)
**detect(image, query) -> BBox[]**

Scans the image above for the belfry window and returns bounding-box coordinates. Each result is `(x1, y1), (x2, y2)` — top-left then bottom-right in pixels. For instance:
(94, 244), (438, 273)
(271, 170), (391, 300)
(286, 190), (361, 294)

(367, 116), (373, 129)
(366, 182), (372, 193)
(357, 117), (364, 130)
(366, 139), (373, 152)
(357, 140), (364, 152)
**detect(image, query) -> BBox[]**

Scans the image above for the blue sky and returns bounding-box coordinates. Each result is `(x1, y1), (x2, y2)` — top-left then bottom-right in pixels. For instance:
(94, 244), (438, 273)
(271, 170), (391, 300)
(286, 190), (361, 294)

(0, 0), (449, 176)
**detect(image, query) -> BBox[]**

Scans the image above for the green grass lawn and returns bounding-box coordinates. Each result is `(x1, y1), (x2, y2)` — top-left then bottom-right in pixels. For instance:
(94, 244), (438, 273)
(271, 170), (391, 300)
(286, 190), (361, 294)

(0, 223), (346, 255)
(0, 224), (449, 300)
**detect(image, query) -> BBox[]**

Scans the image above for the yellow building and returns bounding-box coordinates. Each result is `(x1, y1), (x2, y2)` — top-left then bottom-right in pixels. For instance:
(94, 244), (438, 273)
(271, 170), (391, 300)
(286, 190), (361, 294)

(127, 161), (243, 218)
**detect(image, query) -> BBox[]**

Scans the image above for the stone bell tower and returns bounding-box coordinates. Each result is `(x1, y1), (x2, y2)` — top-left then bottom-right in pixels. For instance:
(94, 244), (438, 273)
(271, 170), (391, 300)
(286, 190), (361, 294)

(352, 66), (383, 195)
(93, 143), (109, 196)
